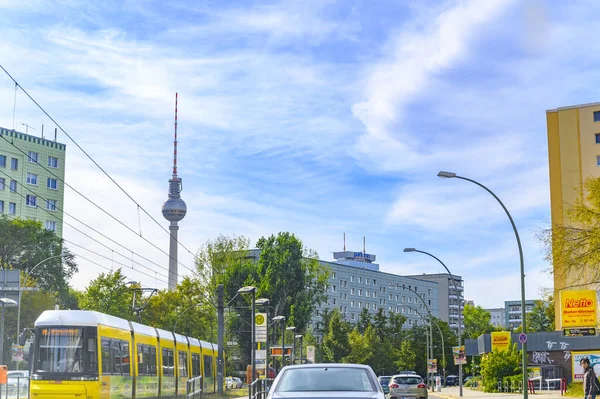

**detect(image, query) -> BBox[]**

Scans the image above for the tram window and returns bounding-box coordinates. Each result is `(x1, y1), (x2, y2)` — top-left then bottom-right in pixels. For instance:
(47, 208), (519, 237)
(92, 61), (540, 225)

(203, 354), (214, 389)
(138, 345), (158, 376)
(101, 338), (112, 374)
(137, 344), (145, 374)
(121, 341), (130, 375)
(179, 351), (188, 377)
(162, 348), (174, 376)
(87, 336), (98, 373)
(192, 354), (201, 377)
(111, 340), (122, 374)
(149, 346), (157, 375)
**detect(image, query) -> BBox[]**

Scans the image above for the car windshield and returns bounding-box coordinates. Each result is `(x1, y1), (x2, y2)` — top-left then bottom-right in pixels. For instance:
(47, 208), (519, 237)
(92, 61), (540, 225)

(277, 367), (375, 392)
(393, 376), (422, 385)
(379, 377), (391, 385)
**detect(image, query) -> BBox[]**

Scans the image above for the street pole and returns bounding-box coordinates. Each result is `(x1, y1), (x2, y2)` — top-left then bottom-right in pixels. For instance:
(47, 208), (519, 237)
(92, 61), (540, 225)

(251, 290), (256, 383)
(438, 171), (527, 399)
(404, 248), (463, 396)
(217, 284), (224, 395)
(286, 326), (297, 364)
(0, 298), (18, 365)
(281, 321), (285, 368)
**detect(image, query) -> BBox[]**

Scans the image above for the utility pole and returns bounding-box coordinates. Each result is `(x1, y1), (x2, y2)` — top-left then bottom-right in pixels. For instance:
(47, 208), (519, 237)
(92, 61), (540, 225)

(217, 284), (225, 395)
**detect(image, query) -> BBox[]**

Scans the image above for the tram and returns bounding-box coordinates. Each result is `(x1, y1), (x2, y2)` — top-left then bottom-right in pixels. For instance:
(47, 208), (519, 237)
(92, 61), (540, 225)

(29, 310), (221, 398)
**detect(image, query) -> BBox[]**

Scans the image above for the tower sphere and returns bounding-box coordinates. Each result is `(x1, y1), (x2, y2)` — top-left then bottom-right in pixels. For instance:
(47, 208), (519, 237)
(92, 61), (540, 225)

(162, 197), (187, 222)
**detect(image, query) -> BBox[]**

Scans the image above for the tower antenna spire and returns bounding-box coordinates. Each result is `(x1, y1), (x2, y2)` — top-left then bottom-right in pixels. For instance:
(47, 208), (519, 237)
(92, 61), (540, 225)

(173, 92), (178, 177)
(343, 233), (346, 251)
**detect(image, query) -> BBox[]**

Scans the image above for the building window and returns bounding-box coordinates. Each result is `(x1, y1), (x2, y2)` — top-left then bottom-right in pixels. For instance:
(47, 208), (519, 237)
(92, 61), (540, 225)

(26, 195), (37, 207)
(358, 277), (362, 284)
(0, 155), (5, 167)
(350, 275), (354, 282)
(373, 292), (377, 298)
(48, 156), (59, 168)
(26, 173), (38, 185)
(366, 291), (370, 298)
(0, 200), (3, 213)
(372, 304), (376, 310)
(350, 288), (354, 295)
(45, 221), (57, 231)
(0, 178), (4, 190)
(332, 272), (336, 279)
(332, 285), (336, 293)
(47, 178), (58, 190)
(351, 313), (355, 320)
(358, 289), (362, 296)
(8, 203), (16, 215)
(46, 199), (57, 211)
(373, 279), (376, 286)
(597, 155), (600, 167)
(358, 302), (362, 308)
(428, 289), (432, 295)
(594, 111), (600, 122)
(332, 298), (336, 305)
(9, 180), (17, 192)
(10, 158), (18, 170)
(351, 301), (354, 308)
(28, 151), (38, 163)
(366, 278), (369, 285)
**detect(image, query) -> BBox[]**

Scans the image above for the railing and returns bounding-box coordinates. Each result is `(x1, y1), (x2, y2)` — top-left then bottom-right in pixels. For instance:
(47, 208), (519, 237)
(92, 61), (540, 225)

(249, 378), (274, 399)
(186, 375), (203, 399)
(0, 376), (30, 399)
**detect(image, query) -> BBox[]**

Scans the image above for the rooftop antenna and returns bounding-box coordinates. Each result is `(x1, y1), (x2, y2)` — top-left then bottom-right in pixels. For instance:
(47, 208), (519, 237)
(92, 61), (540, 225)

(363, 236), (366, 256)
(41, 124), (44, 139)
(173, 92), (178, 177)
(343, 233), (346, 251)
(21, 123), (35, 134)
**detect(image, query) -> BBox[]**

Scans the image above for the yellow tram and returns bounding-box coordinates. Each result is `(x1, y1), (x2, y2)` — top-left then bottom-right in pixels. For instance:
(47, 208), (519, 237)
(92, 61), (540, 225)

(29, 310), (221, 398)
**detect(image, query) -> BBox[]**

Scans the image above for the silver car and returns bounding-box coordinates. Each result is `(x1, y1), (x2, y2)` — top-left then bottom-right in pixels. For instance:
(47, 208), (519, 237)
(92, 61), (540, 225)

(267, 363), (385, 399)
(388, 374), (427, 399)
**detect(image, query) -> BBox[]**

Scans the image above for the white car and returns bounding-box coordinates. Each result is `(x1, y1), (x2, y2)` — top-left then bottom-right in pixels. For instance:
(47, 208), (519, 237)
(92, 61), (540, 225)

(226, 376), (242, 389)
(7, 370), (29, 396)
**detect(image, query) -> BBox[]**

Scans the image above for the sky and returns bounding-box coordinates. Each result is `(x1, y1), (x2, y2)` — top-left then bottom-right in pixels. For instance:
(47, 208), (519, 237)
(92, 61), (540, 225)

(1, 0), (598, 309)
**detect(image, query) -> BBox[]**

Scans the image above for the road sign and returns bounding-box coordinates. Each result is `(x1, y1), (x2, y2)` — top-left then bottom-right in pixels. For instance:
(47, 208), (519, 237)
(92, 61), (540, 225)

(563, 327), (597, 337)
(519, 333), (527, 344)
(255, 313), (267, 343)
(270, 347), (292, 356)
(307, 346), (315, 363)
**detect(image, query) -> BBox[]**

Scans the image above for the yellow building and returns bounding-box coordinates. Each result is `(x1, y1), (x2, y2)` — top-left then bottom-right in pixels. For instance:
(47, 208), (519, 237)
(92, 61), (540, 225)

(546, 102), (600, 329)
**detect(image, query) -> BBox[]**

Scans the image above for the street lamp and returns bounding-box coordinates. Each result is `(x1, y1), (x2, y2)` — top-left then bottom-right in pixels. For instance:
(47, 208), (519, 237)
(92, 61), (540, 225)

(238, 286), (257, 383)
(409, 306), (446, 387)
(255, 298), (270, 378)
(437, 170), (527, 399)
(286, 326), (296, 365)
(272, 316), (285, 372)
(0, 298), (17, 365)
(295, 334), (303, 365)
(404, 248), (463, 396)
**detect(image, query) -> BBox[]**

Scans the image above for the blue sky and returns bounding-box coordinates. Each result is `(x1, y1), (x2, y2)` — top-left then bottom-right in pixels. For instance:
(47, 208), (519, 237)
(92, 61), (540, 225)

(1, 0), (598, 308)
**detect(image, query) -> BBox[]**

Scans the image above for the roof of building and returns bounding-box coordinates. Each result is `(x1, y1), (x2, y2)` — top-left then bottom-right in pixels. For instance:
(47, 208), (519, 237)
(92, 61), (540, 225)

(546, 102), (600, 113)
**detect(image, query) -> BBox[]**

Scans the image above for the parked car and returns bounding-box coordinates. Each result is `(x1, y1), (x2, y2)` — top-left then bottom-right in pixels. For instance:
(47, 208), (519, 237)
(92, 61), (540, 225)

(378, 376), (392, 394)
(232, 376), (243, 388)
(7, 370), (29, 396)
(445, 375), (459, 386)
(267, 363), (385, 399)
(464, 376), (473, 384)
(398, 370), (417, 375)
(388, 374), (427, 399)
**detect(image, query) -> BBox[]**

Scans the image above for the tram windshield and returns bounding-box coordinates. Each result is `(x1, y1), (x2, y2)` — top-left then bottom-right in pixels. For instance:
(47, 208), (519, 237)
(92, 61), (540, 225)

(34, 326), (98, 378)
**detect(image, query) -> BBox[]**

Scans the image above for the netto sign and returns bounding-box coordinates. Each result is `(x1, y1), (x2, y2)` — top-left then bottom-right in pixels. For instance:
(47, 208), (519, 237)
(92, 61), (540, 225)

(565, 298), (595, 308)
(561, 290), (597, 328)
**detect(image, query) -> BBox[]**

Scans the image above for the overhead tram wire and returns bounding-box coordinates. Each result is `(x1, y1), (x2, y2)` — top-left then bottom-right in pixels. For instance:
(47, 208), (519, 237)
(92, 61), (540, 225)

(0, 64), (200, 267)
(0, 132), (195, 275)
(0, 168), (169, 280)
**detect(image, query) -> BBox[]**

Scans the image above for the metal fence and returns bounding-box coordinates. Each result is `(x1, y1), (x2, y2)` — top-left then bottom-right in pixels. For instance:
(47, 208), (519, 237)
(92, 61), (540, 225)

(249, 378), (274, 399)
(0, 376), (30, 399)
(186, 375), (203, 399)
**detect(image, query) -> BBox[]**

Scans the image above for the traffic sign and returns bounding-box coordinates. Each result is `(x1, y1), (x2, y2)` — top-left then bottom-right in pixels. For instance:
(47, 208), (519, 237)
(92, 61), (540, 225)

(518, 333), (527, 344)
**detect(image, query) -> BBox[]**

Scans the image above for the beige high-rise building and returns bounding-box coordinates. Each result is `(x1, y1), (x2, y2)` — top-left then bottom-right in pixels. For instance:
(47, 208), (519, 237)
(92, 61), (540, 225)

(546, 102), (600, 329)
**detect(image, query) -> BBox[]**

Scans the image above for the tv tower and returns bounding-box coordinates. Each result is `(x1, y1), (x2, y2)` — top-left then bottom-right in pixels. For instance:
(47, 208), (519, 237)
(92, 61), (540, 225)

(162, 93), (187, 291)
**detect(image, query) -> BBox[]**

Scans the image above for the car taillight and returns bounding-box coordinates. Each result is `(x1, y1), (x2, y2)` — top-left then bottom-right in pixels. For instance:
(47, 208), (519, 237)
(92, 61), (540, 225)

(390, 384), (399, 388)
(417, 383), (426, 388)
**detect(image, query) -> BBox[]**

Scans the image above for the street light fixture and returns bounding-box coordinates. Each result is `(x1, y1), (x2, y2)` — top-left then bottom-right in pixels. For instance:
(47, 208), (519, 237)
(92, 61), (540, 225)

(437, 170), (527, 399)
(286, 326), (296, 365)
(403, 247), (462, 395)
(295, 334), (303, 365)
(238, 286), (257, 384)
(0, 298), (18, 365)
(255, 298), (270, 378)
(272, 316), (286, 372)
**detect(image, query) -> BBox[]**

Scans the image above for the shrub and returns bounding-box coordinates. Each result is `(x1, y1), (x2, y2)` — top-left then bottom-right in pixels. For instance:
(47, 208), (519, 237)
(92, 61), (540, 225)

(567, 382), (583, 398)
(479, 343), (522, 393)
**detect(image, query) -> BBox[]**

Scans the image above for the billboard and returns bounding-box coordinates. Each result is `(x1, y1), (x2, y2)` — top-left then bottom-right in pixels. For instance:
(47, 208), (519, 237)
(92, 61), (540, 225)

(306, 346), (315, 363)
(453, 346), (466, 365)
(427, 359), (437, 373)
(561, 290), (597, 328)
(491, 331), (511, 352)
(572, 351), (600, 381)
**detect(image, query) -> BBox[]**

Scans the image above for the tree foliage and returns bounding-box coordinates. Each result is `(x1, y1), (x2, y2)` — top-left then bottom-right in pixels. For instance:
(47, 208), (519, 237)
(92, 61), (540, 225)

(479, 344), (522, 392)
(463, 304), (495, 338)
(541, 177), (600, 284)
(0, 216), (77, 296)
(322, 309), (351, 362)
(78, 269), (136, 319)
(395, 340), (417, 371)
(527, 296), (554, 332)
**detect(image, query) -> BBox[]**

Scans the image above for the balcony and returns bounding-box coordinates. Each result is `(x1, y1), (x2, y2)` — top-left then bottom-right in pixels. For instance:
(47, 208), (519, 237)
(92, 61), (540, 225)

(508, 310), (522, 314)
(449, 294), (458, 299)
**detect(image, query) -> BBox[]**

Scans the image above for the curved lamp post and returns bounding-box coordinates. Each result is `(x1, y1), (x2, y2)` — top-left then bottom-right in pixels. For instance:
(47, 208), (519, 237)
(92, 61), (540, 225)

(238, 286), (257, 384)
(286, 326), (296, 365)
(409, 306), (446, 386)
(438, 170), (527, 399)
(272, 316), (286, 372)
(404, 248), (463, 396)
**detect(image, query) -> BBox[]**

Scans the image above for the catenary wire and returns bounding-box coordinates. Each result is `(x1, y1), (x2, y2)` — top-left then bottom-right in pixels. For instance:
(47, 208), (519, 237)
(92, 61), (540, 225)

(0, 64), (200, 267)
(0, 168), (169, 280)
(0, 131), (195, 275)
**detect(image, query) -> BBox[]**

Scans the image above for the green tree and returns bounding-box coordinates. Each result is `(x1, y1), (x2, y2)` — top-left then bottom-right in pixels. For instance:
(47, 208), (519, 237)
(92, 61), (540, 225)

(78, 269), (136, 319)
(357, 308), (372, 333)
(344, 326), (377, 364)
(527, 297), (554, 332)
(463, 304), (495, 339)
(322, 309), (351, 362)
(395, 340), (417, 372)
(0, 216), (77, 297)
(479, 343), (522, 392)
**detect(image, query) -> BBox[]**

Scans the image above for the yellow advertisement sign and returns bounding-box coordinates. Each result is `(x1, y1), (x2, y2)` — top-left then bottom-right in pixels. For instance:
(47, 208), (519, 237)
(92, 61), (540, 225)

(491, 331), (511, 352)
(561, 290), (597, 328)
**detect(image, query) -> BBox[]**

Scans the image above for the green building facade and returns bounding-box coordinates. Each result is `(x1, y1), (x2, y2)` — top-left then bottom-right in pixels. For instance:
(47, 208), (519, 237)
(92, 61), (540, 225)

(0, 127), (66, 238)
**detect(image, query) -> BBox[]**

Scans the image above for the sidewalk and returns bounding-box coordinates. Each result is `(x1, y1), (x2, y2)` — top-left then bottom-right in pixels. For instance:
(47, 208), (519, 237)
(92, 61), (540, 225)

(430, 386), (576, 399)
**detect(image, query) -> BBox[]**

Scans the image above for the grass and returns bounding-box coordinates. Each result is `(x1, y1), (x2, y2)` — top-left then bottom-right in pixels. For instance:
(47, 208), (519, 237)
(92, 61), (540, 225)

(565, 382), (583, 398)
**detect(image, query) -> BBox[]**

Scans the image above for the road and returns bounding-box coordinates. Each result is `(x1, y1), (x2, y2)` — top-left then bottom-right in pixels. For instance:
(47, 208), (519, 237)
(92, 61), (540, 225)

(430, 387), (575, 399)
